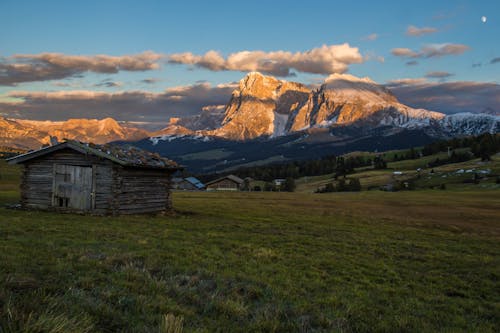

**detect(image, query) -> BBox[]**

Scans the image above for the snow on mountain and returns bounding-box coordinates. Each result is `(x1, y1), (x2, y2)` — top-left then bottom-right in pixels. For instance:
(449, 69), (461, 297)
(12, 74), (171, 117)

(438, 112), (500, 136)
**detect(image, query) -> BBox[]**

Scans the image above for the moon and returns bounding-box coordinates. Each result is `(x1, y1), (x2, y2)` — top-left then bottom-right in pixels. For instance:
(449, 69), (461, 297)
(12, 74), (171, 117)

(481, 16), (487, 23)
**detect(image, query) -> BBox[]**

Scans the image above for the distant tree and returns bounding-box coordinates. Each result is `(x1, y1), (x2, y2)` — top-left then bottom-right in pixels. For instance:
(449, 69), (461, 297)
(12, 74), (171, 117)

(242, 178), (251, 191)
(336, 179), (347, 192)
(282, 177), (296, 192)
(253, 185), (262, 191)
(348, 178), (362, 191)
(373, 156), (387, 169)
(325, 183), (335, 193)
(264, 182), (275, 192)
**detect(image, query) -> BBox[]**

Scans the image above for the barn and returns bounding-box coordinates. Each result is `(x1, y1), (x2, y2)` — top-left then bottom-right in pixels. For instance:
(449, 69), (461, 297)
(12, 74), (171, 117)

(7, 140), (180, 215)
(205, 174), (244, 191)
(172, 176), (205, 191)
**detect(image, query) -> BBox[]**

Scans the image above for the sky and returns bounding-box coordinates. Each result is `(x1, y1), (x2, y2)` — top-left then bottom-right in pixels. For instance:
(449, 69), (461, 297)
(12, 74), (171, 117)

(0, 0), (499, 128)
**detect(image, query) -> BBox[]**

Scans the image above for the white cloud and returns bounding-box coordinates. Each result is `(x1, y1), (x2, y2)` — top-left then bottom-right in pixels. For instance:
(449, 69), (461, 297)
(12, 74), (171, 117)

(169, 44), (364, 76)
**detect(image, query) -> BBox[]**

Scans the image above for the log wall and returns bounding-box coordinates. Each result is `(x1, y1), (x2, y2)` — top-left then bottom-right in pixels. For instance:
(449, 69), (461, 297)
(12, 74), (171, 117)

(19, 148), (174, 215)
(113, 166), (172, 215)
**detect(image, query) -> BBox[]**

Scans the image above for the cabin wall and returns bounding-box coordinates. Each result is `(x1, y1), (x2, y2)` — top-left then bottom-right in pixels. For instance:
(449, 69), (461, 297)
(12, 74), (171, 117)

(20, 149), (113, 214)
(114, 167), (173, 215)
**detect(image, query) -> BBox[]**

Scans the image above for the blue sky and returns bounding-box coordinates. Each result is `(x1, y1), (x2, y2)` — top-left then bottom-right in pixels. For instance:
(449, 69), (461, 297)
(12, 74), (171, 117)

(0, 0), (498, 124)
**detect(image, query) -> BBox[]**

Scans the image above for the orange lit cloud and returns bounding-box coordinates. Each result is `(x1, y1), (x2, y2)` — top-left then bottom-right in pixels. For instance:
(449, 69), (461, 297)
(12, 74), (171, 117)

(169, 44), (364, 76)
(391, 43), (469, 59)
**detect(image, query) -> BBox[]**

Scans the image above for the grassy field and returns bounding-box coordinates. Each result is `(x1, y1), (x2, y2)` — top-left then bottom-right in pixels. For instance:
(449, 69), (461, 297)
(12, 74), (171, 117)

(296, 153), (500, 193)
(0, 162), (499, 332)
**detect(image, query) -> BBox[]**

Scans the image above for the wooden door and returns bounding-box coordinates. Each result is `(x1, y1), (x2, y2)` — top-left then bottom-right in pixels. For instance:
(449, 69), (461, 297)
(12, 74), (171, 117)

(53, 165), (93, 210)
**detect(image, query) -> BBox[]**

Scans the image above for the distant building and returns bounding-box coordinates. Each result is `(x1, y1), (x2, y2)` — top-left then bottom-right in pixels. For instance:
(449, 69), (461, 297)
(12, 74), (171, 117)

(273, 178), (286, 186)
(205, 174), (244, 191)
(7, 140), (180, 215)
(172, 177), (205, 191)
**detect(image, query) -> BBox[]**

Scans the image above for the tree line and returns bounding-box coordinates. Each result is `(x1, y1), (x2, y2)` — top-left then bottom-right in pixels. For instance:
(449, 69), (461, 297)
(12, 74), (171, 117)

(196, 133), (499, 188)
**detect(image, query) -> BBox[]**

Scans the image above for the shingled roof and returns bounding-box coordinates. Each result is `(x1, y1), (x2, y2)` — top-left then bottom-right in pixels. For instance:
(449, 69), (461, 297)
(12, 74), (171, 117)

(206, 174), (244, 186)
(7, 140), (180, 170)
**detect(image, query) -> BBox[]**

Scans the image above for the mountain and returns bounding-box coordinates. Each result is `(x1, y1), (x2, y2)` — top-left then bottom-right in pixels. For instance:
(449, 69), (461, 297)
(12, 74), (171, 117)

(144, 72), (499, 172)
(2, 72), (499, 172)
(0, 117), (150, 149)
(438, 113), (500, 136)
(218, 72), (445, 138)
(158, 72), (497, 142)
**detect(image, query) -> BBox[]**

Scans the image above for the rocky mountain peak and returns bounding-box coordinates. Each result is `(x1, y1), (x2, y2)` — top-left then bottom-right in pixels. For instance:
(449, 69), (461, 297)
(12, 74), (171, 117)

(237, 71), (282, 100)
(209, 72), (449, 140)
(323, 73), (398, 104)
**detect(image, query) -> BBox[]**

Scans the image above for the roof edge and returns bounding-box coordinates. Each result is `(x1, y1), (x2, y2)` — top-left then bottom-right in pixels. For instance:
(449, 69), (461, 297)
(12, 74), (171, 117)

(6, 140), (180, 170)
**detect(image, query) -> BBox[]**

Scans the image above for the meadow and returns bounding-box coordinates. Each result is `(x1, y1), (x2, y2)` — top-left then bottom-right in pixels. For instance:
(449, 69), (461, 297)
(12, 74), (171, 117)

(0, 161), (499, 332)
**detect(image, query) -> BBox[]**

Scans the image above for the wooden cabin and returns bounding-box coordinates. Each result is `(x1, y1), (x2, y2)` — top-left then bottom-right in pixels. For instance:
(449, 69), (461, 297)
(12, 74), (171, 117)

(172, 177), (205, 191)
(205, 174), (243, 191)
(7, 140), (180, 215)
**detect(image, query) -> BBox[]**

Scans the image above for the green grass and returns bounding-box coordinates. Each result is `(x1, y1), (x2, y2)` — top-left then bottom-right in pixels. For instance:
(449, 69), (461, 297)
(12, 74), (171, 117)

(296, 153), (500, 193)
(1, 162), (500, 332)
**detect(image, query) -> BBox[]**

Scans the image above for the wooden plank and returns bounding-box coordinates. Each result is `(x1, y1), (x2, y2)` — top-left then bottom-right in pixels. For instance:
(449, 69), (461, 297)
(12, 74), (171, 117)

(51, 163), (56, 207)
(92, 164), (96, 209)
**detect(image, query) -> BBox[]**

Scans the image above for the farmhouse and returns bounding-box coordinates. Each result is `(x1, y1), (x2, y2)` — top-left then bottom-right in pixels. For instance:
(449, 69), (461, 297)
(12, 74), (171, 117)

(205, 174), (243, 191)
(7, 140), (180, 215)
(172, 176), (205, 191)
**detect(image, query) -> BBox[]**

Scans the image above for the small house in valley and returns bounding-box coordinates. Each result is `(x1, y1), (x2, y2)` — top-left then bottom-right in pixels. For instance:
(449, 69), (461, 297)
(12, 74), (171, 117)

(205, 174), (243, 191)
(7, 140), (180, 215)
(172, 176), (205, 191)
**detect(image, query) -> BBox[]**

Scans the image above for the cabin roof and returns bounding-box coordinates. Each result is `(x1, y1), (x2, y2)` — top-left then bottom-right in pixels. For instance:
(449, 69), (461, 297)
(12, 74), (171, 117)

(206, 174), (244, 186)
(184, 177), (205, 189)
(6, 140), (180, 170)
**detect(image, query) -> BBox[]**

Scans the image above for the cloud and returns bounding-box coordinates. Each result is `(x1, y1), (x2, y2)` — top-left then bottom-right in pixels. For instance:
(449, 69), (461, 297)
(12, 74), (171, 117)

(168, 44), (364, 76)
(0, 82), (236, 124)
(391, 48), (419, 58)
(0, 51), (163, 86)
(490, 57), (500, 64)
(472, 63), (482, 68)
(387, 80), (500, 114)
(391, 43), (469, 59)
(362, 33), (378, 41)
(406, 60), (419, 66)
(94, 79), (122, 88)
(425, 71), (454, 79)
(406, 25), (438, 36)
(141, 78), (161, 84)
(201, 105), (226, 112)
(386, 78), (428, 86)
(421, 44), (469, 58)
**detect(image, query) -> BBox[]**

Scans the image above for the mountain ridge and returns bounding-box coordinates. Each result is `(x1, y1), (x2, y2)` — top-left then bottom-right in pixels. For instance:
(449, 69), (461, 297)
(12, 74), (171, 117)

(1, 72), (499, 150)
(0, 117), (150, 149)
(153, 72), (498, 142)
